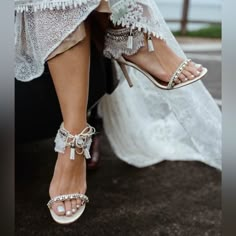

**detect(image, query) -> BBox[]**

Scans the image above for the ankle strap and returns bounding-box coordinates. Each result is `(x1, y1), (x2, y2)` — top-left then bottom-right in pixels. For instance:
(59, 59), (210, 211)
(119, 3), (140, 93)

(104, 27), (145, 59)
(54, 123), (96, 160)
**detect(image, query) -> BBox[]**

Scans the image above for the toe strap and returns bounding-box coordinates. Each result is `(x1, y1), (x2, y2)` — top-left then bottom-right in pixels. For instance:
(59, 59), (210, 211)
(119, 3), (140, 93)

(47, 193), (89, 209)
(167, 59), (191, 89)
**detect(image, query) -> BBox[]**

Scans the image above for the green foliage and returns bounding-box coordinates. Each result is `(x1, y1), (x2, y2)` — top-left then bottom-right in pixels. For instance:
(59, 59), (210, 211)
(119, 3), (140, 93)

(173, 24), (221, 38)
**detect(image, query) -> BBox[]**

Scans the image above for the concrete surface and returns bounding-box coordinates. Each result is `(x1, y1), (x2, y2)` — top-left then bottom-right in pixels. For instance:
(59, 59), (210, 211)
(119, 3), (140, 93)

(15, 37), (222, 236)
(16, 136), (221, 236)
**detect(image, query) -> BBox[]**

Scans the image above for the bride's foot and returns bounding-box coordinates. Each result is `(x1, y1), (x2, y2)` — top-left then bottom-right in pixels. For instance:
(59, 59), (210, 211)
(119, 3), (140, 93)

(104, 27), (207, 89)
(123, 36), (203, 85)
(48, 123), (95, 222)
(49, 149), (87, 217)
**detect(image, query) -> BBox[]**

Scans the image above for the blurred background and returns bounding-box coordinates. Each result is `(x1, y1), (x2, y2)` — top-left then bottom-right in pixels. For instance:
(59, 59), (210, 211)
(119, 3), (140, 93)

(158, 0), (221, 33)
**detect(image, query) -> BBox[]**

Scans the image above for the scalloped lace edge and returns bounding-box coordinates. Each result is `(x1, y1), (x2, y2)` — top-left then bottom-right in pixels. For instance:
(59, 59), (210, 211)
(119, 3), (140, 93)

(15, 0), (90, 12)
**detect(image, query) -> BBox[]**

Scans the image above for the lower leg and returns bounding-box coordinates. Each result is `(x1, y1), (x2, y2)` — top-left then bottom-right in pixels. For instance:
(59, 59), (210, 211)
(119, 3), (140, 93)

(47, 22), (91, 217)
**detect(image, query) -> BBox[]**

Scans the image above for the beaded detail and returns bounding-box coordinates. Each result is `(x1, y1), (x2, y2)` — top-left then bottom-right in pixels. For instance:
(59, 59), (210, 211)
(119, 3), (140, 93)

(108, 0), (161, 37)
(167, 59), (191, 89)
(47, 193), (89, 208)
(54, 123), (96, 160)
(104, 27), (145, 59)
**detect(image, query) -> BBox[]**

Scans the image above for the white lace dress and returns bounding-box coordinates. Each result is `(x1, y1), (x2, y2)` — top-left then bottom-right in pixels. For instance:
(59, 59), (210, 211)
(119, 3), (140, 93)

(15, 0), (164, 81)
(98, 2), (222, 171)
(15, 0), (222, 170)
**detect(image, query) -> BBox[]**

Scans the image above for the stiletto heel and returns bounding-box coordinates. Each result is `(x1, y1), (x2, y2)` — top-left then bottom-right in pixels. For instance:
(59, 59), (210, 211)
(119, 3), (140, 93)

(116, 60), (133, 87)
(116, 56), (208, 90)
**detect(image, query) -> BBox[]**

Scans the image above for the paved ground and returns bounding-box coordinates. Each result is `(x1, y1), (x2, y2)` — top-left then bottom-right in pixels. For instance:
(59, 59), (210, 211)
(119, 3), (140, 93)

(15, 38), (222, 236)
(178, 37), (222, 101)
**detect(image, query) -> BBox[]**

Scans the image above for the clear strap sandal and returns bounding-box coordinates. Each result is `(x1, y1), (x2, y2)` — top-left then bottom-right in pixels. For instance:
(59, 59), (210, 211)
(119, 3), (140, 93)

(103, 27), (207, 90)
(47, 123), (96, 224)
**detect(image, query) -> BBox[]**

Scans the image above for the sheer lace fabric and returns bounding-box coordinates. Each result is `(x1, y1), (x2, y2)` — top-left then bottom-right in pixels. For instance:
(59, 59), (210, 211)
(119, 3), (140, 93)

(99, 74), (221, 170)
(98, 3), (222, 171)
(15, 0), (222, 170)
(15, 0), (101, 81)
(103, 28), (145, 59)
(109, 0), (164, 38)
(15, 0), (167, 81)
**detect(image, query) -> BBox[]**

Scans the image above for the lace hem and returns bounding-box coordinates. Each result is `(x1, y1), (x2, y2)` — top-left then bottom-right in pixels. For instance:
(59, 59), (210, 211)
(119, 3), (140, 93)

(109, 0), (164, 39)
(15, 0), (90, 12)
(15, 1), (101, 81)
(104, 28), (145, 59)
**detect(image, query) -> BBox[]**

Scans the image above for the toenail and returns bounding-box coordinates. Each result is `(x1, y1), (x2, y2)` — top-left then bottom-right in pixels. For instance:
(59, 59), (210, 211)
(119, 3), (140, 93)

(197, 71), (200, 75)
(66, 211), (72, 216)
(76, 204), (80, 208)
(184, 77), (188, 81)
(57, 206), (65, 213)
(191, 75), (195, 78)
(195, 64), (202, 68)
(72, 208), (76, 213)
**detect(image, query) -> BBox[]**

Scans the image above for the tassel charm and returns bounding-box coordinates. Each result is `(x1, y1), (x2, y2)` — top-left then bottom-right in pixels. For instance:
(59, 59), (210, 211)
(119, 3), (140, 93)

(84, 148), (91, 160)
(127, 28), (133, 49)
(70, 143), (76, 160)
(148, 35), (155, 52)
(54, 123), (96, 161)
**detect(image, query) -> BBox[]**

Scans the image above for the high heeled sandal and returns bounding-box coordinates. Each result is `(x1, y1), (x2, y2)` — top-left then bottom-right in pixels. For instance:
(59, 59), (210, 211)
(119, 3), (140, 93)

(103, 27), (208, 90)
(47, 123), (96, 224)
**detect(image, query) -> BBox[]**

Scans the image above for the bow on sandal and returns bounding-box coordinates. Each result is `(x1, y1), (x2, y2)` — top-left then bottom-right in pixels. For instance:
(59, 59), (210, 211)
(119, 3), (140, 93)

(47, 123), (96, 224)
(103, 27), (208, 90)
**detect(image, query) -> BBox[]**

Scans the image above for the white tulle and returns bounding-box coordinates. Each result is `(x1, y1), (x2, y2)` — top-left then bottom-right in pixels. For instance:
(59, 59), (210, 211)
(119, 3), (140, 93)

(98, 3), (222, 171)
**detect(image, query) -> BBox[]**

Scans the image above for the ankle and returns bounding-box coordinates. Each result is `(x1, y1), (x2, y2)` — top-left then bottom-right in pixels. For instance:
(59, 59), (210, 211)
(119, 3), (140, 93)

(63, 122), (87, 135)
(54, 122), (96, 160)
(104, 27), (145, 59)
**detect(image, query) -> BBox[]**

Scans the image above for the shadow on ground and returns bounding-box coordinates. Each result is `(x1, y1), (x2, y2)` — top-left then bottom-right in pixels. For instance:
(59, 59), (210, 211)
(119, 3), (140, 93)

(16, 135), (221, 236)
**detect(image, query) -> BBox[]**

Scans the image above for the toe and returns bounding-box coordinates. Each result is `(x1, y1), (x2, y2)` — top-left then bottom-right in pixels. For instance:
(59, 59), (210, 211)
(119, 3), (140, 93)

(185, 63), (201, 77)
(178, 74), (188, 83)
(195, 63), (203, 72)
(71, 200), (77, 214)
(52, 202), (66, 216)
(76, 199), (82, 209)
(173, 78), (182, 84)
(64, 200), (72, 217)
(182, 69), (195, 80)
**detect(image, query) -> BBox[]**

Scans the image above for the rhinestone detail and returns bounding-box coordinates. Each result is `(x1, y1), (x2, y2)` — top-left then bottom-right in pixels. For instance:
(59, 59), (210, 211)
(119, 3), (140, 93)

(47, 193), (89, 209)
(54, 123), (96, 160)
(167, 59), (191, 89)
(104, 27), (145, 59)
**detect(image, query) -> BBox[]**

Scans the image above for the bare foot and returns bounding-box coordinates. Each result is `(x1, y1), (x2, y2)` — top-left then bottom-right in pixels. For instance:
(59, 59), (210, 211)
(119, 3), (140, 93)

(49, 148), (87, 217)
(124, 36), (203, 85)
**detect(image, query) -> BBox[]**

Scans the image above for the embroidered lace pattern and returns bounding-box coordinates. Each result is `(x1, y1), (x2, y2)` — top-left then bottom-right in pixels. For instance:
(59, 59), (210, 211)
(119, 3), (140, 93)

(15, 0), (92, 12)
(15, 0), (170, 81)
(15, 0), (100, 81)
(109, 0), (163, 38)
(103, 28), (145, 59)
